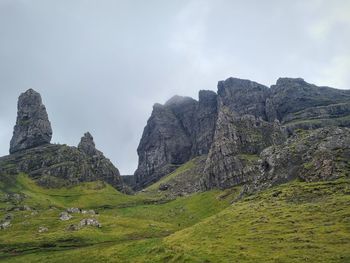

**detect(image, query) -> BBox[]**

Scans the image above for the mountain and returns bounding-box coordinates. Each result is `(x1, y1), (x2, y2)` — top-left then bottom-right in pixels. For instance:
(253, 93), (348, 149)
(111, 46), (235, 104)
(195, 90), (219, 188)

(134, 77), (350, 193)
(0, 89), (126, 192)
(0, 79), (350, 262)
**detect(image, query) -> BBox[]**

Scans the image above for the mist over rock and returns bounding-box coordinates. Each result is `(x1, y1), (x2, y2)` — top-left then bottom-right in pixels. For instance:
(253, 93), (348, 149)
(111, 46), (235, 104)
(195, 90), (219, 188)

(10, 89), (52, 154)
(134, 92), (218, 189)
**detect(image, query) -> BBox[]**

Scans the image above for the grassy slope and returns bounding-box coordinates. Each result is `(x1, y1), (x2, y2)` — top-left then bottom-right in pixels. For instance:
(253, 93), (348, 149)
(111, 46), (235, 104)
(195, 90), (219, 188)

(0, 173), (237, 262)
(0, 173), (350, 262)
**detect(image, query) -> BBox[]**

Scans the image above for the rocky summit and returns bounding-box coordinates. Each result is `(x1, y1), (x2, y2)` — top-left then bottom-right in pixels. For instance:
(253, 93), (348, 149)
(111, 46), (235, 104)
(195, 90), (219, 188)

(0, 89), (126, 192)
(10, 89), (52, 154)
(133, 77), (350, 192)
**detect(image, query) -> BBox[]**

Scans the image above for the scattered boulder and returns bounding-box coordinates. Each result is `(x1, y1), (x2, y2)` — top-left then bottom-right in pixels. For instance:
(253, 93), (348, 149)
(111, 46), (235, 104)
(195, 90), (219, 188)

(79, 218), (101, 228)
(159, 183), (170, 191)
(67, 218), (101, 231)
(66, 207), (81, 214)
(0, 221), (11, 230)
(81, 209), (96, 215)
(59, 212), (72, 221)
(38, 226), (48, 233)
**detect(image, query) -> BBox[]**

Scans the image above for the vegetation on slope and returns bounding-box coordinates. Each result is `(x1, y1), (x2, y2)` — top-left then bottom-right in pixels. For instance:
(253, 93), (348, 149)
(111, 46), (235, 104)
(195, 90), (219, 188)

(0, 171), (349, 262)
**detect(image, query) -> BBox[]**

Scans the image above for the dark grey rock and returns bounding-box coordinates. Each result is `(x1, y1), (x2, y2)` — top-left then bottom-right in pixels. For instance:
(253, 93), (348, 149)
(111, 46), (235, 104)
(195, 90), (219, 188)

(202, 105), (286, 190)
(254, 127), (350, 191)
(134, 102), (193, 189)
(10, 89), (52, 154)
(267, 78), (350, 122)
(217, 77), (269, 119)
(192, 90), (218, 156)
(78, 132), (101, 157)
(0, 142), (126, 192)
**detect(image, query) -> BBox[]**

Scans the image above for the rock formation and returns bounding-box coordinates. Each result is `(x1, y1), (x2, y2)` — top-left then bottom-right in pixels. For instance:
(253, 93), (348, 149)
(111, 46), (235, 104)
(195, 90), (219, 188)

(10, 89), (52, 154)
(78, 132), (102, 157)
(134, 93), (218, 189)
(0, 89), (126, 193)
(250, 127), (350, 193)
(134, 77), (350, 190)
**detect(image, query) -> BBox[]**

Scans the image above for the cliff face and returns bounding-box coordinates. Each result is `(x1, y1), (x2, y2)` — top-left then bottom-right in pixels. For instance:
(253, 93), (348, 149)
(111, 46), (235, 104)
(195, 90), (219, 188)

(1, 89), (126, 192)
(134, 92), (218, 189)
(10, 89), (52, 154)
(135, 77), (350, 190)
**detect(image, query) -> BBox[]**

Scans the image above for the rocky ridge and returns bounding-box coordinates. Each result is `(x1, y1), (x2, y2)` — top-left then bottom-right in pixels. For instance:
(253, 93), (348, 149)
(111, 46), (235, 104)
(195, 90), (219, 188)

(0, 89), (126, 192)
(134, 77), (350, 191)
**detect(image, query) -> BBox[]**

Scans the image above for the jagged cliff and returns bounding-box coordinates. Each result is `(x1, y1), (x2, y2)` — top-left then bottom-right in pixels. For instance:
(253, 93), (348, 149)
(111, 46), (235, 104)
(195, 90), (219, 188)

(134, 77), (350, 191)
(134, 91), (217, 189)
(0, 89), (126, 192)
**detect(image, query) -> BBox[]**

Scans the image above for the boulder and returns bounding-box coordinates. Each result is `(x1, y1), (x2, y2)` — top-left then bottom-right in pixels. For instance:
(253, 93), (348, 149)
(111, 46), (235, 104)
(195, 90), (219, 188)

(59, 212), (72, 221)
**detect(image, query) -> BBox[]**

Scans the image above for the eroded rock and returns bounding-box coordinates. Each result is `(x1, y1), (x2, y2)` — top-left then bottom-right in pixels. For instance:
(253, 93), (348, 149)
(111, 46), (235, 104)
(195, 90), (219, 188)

(10, 89), (52, 154)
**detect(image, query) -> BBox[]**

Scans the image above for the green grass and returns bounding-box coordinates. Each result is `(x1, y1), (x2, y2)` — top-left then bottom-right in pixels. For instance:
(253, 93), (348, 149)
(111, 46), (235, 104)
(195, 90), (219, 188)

(145, 158), (197, 192)
(0, 172), (350, 262)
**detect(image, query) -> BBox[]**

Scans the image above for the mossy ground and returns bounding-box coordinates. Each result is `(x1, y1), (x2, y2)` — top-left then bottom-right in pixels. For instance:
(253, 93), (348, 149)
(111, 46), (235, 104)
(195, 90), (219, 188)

(0, 172), (349, 262)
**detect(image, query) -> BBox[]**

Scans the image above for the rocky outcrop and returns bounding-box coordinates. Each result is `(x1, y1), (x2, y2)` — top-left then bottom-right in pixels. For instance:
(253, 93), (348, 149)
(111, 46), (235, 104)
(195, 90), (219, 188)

(0, 133), (126, 191)
(266, 78), (350, 122)
(217, 77), (269, 119)
(251, 127), (350, 192)
(135, 77), (350, 191)
(1, 90), (126, 193)
(134, 93), (218, 189)
(78, 132), (102, 157)
(10, 89), (52, 154)
(202, 109), (286, 189)
(134, 102), (193, 189)
(192, 90), (217, 156)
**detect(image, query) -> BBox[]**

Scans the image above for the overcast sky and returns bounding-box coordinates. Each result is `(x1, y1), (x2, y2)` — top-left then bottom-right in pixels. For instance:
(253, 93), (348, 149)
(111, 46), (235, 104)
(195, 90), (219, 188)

(0, 0), (349, 174)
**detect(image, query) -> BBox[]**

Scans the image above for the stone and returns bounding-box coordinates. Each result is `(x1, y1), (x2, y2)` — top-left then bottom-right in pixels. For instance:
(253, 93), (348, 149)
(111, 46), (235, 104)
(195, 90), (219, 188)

(38, 226), (48, 233)
(0, 221), (11, 230)
(59, 212), (72, 221)
(79, 218), (101, 228)
(10, 89), (52, 154)
(158, 183), (170, 191)
(81, 209), (96, 215)
(67, 207), (81, 213)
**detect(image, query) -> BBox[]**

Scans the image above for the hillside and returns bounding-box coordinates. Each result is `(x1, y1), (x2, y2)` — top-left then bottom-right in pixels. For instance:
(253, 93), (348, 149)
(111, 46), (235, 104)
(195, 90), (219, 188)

(0, 172), (349, 262)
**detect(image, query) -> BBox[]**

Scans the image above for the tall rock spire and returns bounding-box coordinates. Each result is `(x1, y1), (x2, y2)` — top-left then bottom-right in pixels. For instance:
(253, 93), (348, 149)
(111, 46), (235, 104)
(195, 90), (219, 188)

(9, 89), (52, 154)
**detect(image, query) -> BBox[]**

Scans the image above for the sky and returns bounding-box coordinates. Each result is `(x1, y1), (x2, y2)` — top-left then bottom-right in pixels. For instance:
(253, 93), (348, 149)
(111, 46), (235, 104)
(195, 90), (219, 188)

(0, 0), (349, 174)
